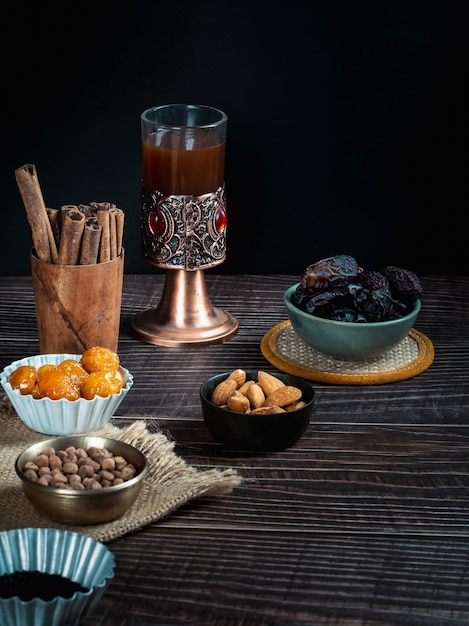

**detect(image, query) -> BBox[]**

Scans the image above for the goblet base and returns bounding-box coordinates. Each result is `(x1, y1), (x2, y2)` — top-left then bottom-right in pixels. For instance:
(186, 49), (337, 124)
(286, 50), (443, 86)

(131, 269), (238, 347)
(131, 306), (238, 346)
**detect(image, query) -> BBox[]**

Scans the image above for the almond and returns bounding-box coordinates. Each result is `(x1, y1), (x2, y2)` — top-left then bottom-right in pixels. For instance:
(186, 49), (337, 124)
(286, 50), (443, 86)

(286, 400), (306, 411)
(238, 380), (255, 395)
(251, 405), (286, 414)
(227, 390), (250, 413)
(263, 385), (302, 408)
(246, 382), (265, 409)
(257, 371), (285, 396)
(227, 368), (247, 389)
(211, 379), (237, 405)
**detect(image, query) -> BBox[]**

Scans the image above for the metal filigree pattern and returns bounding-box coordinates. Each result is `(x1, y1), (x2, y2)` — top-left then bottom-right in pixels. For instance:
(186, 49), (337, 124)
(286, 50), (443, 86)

(141, 186), (227, 270)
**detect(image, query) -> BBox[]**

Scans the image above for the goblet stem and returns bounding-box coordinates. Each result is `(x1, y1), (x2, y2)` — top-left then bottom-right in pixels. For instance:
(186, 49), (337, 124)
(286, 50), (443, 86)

(131, 269), (238, 346)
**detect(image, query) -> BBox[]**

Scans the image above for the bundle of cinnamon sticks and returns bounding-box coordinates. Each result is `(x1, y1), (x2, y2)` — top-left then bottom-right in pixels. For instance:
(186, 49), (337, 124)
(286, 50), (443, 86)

(15, 164), (124, 265)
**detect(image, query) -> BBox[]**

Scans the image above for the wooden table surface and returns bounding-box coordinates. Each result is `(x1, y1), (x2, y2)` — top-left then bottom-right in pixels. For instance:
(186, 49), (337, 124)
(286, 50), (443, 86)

(1, 272), (469, 626)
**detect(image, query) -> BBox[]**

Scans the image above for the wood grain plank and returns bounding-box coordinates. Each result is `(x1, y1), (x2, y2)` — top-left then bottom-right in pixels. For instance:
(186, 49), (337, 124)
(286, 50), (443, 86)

(83, 530), (469, 625)
(2, 274), (469, 625)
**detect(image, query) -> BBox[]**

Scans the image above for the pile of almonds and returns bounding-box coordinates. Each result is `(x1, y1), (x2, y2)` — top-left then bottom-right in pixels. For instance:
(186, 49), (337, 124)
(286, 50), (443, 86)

(211, 369), (305, 414)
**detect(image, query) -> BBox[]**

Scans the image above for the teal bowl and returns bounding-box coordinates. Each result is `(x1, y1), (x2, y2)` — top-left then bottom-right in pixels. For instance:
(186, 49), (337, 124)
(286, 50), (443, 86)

(284, 283), (421, 361)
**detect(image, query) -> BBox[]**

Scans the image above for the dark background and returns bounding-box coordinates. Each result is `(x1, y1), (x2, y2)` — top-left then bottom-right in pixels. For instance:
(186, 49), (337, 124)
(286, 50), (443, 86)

(1, 0), (467, 278)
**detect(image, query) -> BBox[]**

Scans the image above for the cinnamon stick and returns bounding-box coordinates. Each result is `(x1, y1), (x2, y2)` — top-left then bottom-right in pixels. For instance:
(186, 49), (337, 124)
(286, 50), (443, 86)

(91, 201), (112, 213)
(46, 207), (60, 249)
(15, 164), (59, 263)
(58, 208), (85, 265)
(61, 204), (78, 223)
(109, 208), (118, 259)
(79, 217), (102, 265)
(93, 203), (111, 263)
(78, 204), (97, 218)
(112, 207), (125, 257)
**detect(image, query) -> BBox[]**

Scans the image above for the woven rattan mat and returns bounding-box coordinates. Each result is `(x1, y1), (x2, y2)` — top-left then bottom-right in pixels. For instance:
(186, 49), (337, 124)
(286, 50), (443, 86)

(0, 398), (243, 543)
(261, 321), (434, 385)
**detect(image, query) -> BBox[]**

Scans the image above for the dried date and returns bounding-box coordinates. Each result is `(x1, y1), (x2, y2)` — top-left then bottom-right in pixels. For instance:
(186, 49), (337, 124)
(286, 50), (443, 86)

(300, 254), (362, 292)
(382, 265), (422, 305)
(293, 255), (422, 323)
(355, 270), (405, 321)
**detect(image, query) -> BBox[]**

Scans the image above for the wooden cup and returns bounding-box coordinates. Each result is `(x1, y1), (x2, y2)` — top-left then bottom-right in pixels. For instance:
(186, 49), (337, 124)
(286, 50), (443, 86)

(31, 249), (124, 354)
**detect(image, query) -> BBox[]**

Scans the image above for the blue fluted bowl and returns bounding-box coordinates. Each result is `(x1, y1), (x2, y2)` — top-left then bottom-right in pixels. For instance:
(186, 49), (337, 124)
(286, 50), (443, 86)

(0, 527), (114, 626)
(0, 353), (133, 435)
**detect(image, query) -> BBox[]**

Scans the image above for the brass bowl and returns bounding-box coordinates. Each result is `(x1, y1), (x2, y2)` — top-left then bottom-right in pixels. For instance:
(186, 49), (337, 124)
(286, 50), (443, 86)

(15, 436), (148, 525)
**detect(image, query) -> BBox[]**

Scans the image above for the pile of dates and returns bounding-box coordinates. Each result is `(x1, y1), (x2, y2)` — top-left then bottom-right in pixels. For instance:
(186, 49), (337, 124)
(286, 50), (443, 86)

(293, 254), (422, 323)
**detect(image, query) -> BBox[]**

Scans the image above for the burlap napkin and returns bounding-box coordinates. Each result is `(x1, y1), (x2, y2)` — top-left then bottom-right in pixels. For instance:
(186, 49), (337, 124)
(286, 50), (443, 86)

(0, 397), (243, 543)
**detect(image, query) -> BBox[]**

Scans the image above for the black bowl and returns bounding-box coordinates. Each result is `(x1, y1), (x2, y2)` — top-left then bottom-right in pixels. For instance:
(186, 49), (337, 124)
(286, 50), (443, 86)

(200, 370), (315, 451)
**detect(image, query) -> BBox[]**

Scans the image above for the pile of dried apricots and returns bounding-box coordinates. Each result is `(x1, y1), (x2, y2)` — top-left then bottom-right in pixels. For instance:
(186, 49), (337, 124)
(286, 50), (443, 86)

(8, 346), (125, 401)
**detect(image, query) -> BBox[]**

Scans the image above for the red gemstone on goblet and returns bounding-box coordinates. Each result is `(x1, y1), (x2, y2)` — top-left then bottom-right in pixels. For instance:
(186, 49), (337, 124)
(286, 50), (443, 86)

(215, 206), (227, 231)
(149, 209), (165, 235)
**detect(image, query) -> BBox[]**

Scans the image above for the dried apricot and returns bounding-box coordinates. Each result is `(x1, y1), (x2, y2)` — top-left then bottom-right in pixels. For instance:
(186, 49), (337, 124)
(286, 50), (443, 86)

(37, 370), (81, 401)
(8, 347), (124, 401)
(81, 346), (120, 373)
(80, 371), (113, 400)
(36, 364), (57, 381)
(57, 359), (89, 388)
(30, 384), (42, 399)
(104, 369), (125, 394)
(8, 365), (37, 395)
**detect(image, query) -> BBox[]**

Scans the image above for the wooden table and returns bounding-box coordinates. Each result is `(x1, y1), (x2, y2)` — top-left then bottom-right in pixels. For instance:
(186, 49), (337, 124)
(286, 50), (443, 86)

(1, 273), (469, 625)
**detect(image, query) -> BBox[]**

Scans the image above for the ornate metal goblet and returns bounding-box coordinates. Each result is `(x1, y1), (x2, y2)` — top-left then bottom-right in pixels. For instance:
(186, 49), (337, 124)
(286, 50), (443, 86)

(131, 104), (238, 346)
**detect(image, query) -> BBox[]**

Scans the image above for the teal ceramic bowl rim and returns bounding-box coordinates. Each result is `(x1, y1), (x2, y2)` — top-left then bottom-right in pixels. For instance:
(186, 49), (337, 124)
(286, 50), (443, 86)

(284, 283), (421, 327)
